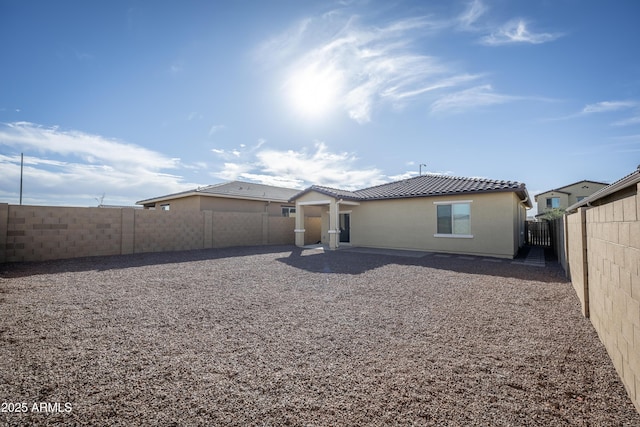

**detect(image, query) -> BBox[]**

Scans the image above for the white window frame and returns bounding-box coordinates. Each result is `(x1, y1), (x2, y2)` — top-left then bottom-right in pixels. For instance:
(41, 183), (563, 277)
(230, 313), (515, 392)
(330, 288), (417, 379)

(546, 197), (560, 209)
(282, 206), (296, 217)
(433, 200), (473, 239)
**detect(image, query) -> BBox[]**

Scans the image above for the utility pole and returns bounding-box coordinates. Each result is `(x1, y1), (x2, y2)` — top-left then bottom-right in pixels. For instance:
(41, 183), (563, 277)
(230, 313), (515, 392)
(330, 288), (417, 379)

(19, 153), (24, 205)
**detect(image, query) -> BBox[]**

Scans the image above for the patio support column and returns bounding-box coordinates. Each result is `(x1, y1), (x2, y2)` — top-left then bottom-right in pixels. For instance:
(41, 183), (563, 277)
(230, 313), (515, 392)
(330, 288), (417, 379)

(328, 199), (339, 250)
(294, 203), (305, 247)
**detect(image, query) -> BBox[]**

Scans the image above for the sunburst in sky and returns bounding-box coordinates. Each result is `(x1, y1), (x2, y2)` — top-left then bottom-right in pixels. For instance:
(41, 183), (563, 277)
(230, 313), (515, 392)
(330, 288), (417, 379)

(1, 0), (639, 209)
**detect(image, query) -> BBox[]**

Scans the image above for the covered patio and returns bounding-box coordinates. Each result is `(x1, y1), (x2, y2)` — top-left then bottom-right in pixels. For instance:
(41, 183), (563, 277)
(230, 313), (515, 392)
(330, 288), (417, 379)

(293, 194), (360, 250)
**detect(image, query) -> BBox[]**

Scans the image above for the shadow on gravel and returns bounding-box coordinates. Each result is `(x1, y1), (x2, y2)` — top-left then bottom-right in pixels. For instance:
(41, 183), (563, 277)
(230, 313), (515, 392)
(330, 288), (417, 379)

(1, 244), (568, 283)
(0, 245), (296, 278)
(278, 246), (568, 283)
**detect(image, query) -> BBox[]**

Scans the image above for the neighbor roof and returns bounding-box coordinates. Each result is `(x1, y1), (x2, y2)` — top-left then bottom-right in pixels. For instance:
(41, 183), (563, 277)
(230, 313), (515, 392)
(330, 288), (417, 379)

(534, 179), (609, 200)
(291, 174), (532, 207)
(136, 180), (300, 206)
(566, 167), (640, 212)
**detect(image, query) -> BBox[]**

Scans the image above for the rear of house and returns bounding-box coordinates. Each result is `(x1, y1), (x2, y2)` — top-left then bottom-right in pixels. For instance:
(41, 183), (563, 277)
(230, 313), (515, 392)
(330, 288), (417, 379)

(292, 174), (531, 258)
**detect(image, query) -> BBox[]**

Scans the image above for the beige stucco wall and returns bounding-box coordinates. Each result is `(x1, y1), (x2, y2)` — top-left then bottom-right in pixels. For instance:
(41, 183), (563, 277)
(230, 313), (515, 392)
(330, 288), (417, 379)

(153, 195), (202, 211)
(513, 196), (527, 250)
(146, 195), (322, 218)
(350, 192), (522, 258)
(294, 190), (526, 258)
(147, 195), (294, 216)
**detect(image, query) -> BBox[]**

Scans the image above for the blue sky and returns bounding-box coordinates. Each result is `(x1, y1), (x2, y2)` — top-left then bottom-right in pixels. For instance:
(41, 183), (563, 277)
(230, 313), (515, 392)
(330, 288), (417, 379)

(1, 0), (639, 212)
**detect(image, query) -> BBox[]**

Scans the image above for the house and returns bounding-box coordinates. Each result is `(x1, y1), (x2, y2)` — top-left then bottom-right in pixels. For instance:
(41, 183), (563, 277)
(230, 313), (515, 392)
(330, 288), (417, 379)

(136, 181), (302, 217)
(137, 180), (323, 245)
(290, 174), (532, 258)
(534, 180), (608, 216)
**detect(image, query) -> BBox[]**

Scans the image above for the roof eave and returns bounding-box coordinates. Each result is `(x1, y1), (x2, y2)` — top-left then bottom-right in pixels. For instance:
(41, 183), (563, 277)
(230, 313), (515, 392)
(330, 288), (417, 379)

(566, 169), (640, 213)
(137, 191), (291, 206)
(289, 186), (361, 203)
(136, 191), (199, 206)
(350, 186), (532, 205)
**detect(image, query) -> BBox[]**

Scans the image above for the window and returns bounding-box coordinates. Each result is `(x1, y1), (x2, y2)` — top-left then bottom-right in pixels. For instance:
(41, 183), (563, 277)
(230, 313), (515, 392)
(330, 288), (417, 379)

(282, 206), (296, 217)
(546, 197), (560, 209)
(576, 196), (586, 202)
(435, 202), (472, 237)
(160, 204), (170, 211)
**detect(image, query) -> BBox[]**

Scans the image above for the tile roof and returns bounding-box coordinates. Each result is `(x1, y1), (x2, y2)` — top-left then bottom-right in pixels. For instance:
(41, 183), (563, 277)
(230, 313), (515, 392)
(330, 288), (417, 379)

(301, 185), (361, 200)
(535, 179), (609, 198)
(196, 181), (300, 201)
(292, 174), (531, 205)
(137, 180), (300, 205)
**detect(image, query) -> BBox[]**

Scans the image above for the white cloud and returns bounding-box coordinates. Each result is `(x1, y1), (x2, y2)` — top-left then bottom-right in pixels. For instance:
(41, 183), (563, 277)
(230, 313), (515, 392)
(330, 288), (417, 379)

(430, 85), (519, 114)
(258, 12), (475, 123)
(256, 3), (562, 121)
(208, 124), (226, 135)
(0, 122), (197, 206)
(169, 60), (184, 74)
(211, 141), (385, 190)
(481, 19), (562, 45)
(210, 138), (267, 162)
(214, 162), (255, 181)
(548, 100), (639, 122)
(387, 171), (418, 181)
(582, 101), (637, 114)
(0, 122), (179, 170)
(458, 0), (487, 30)
(612, 116), (640, 126)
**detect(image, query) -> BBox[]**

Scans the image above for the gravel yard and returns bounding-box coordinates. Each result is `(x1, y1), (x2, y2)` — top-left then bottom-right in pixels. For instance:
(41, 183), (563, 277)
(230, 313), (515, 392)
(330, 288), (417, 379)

(1, 245), (639, 426)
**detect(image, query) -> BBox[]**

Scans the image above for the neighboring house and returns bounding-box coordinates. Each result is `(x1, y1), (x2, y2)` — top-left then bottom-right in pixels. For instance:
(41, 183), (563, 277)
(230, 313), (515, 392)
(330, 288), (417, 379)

(534, 180), (608, 216)
(290, 174), (532, 258)
(136, 180), (302, 217)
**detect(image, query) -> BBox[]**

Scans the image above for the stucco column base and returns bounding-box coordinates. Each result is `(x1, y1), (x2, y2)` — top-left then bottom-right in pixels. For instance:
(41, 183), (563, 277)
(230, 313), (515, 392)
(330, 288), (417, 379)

(328, 229), (340, 250)
(294, 204), (305, 246)
(328, 199), (340, 250)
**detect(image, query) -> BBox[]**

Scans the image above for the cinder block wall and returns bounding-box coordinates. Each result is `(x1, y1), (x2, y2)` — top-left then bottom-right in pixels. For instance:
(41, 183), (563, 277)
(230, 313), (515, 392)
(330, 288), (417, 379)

(211, 212), (265, 247)
(566, 209), (589, 316)
(3, 205), (124, 262)
(134, 209), (205, 253)
(566, 188), (640, 413)
(584, 192), (640, 412)
(268, 217), (296, 245)
(0, 204), (299, 263)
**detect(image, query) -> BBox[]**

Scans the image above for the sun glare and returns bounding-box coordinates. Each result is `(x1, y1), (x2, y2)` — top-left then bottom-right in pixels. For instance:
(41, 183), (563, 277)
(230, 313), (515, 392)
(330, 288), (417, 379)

(287, 63), (343, 118)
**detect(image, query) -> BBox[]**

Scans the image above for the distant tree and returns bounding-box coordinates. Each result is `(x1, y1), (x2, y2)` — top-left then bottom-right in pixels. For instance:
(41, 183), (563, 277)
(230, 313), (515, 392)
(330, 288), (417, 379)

(540, 208), (565, 220)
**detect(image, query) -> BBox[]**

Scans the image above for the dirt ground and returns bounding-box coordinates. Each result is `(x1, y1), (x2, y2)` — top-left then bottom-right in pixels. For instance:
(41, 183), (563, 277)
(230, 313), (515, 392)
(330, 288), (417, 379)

(1, 245), (639, 426)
